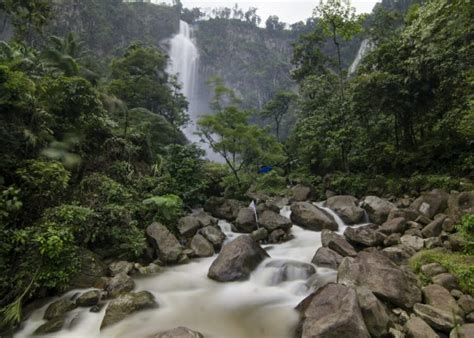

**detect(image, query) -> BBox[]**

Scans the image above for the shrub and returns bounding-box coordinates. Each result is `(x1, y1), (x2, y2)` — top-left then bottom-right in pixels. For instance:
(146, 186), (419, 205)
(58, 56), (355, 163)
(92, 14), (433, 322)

(79, 173), (132, 206)
(142, 194), (183, 226)
(254, 171), (287, 196)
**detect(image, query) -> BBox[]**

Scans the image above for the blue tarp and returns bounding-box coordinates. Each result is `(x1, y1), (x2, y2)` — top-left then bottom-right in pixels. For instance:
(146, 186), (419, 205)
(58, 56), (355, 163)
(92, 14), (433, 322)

(258, 166), (273, 174)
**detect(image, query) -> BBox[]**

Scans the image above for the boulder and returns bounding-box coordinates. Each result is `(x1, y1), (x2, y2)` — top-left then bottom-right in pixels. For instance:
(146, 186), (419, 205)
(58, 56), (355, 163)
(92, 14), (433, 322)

(234, 208), (258, 233)
(291, 184), (312, 201)
(311, 247), (343, 269)
(448, 191), (474, 223)
(177, 211), (218, 238)
(101, 291), (157, 329)
(467, 312), (474, 323)
(146, 223), (183, 264)
(44, 298), (76, 320)
(451, 289), (464, 299)
(360, 196), (396, 224)
(290, 202), (338, 231)
(76, 290), (101, 307)
(296, 283), (370, 338)
(413, 303), (463, 332)
(425, 237), (443, 249)
(105, 273), (135, 298)
(337, 251), (421, 308)
(382, 245), (414, 265)
(400, 235), (424, 251)
(265, 260), (316, 284)
(384, 233), (401, 247)
(259, 210), (292, 232)
(198, 226), (225, 249)
(356, 286), (390, 337)
(204, 197), (243, 221)
(422, 215), (446, 238)
(443, 217), (456, 233)
(321, 230), (357, 257)
(67, 248), (108, 289)
(449, 233), (470, 252)
(268, 229), (287, 243)
(423, 284), (464, 317)
(388, 208), (419, 222)
(154, 327), (204, 338)
(405, 317), (440, 338)
(420, 263), (447, 277)
(380, 217), (406, 235)
(135, 263), (161, 275)
(344, 224), (383, 247)
(410, 189), (449, 219)
(208, 235), (269, 282)
(109, 261), (134, 277)
(190, 234), (214, 257)
(34, 316), (65, 335)
(458, 295), (474, 314)
(251, 228), (268, 242)
(433, 273), (460, 291)
(325, 195), (365, 224)
(450, 324), (474, 338)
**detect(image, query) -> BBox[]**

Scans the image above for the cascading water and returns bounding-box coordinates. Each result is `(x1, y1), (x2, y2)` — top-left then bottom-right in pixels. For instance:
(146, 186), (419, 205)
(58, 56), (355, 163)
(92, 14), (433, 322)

(16, 204), (366, 338)
(348, 39), (374, 75)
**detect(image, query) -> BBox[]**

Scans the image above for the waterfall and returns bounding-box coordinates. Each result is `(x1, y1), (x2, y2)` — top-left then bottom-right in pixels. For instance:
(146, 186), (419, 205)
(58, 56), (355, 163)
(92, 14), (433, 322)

(348, 39), (374, 75)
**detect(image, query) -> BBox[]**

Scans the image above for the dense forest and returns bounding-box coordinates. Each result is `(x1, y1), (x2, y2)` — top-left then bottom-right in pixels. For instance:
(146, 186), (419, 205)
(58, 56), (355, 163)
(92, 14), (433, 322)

(0, 0), (473, 337)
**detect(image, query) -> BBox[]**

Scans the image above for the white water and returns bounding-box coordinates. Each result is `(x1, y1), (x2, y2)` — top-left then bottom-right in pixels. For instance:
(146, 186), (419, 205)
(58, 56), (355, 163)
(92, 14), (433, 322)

(348, 39), (374, 75)
(16, 205), (358, 338)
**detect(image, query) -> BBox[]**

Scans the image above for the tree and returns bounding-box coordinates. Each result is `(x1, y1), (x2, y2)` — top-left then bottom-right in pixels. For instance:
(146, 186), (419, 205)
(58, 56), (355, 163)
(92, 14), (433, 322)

(265, 16), (285, 32)
(260, 90), (297, 141)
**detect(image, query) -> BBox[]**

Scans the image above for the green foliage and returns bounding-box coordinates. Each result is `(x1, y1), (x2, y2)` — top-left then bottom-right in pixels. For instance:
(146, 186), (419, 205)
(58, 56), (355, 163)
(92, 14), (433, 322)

(0, 187), (23, 223)
(410, 249), (474, 295)
(142, 194), (183, 225)
(457, 214), (474, 244)
(254, 171), (288, 196)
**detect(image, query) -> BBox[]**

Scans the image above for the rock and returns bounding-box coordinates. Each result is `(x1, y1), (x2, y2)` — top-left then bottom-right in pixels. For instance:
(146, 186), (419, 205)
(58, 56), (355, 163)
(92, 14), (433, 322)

(177, 216), (202, 238)
(413, 303), (463, 332)
(256, 201), (281, 215)
(311, 247), (343, 269)
(361, 196), (396, 224)
(76, 290), (101, 307)
(416, 215), (432, 225)
(466, 313), (474, 323)
(198, 226), (226, 249)
(324, 195), (364, 224)
(268, 229), (287, 243)
(109, 261), (134, 277)
(423, 284), (464, 317)
(265, 260), (316, 284)
(290, 202), (338, 231)
(208, 235), (269, 282)
(344, 224), (383, 247)
(382, 245), (414, 265)
(154, 327), (204, 338)
(420, 263), (447, 277)
(234, 208), (258, 233)
(393, 307), (410, 324)
(105, 273), (135, 298)
(380, 217), (407, 235)
(101, 291), (157, 329)
(388, 328), (405, 338)
(451, 289), (464, 299)
(410, 189), (449, 219)
(204, 197), (243, 221)
(425, 237), (443, 249)
(337, 251), (421, 308)
(136, 263), (161, 275)
(443, 217), (456, 233)
(433, 273), (460, 291)
(405, 317), (440, 338)
(190, 234), (214, 257)
(146, 222), (183, 264)
(384, 233), (401, 246)
(296, 283), (370, 338)
(291, 184), (312, 201)
(44, 298), (76, 320)
(400, 235), (424, 251)
(388, 209), (419, 222)
(356, 286), (390, 337)
(33, 316), (65, 335)
(67, 248), (108, 289)
(449, 233), (470, 252)
(450, 324), (474, 338)
(259, 210), (292, 231)
(422, 215), (447, 238)
(251, 227), (268, 242)
(448, 191), (474, 223)
(459, 295), (474, 314)
(321, 230), (357, 257)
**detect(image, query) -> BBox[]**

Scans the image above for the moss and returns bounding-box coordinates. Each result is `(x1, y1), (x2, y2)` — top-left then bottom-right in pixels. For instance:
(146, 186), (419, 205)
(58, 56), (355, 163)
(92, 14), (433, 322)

(410, 249), (474, 295)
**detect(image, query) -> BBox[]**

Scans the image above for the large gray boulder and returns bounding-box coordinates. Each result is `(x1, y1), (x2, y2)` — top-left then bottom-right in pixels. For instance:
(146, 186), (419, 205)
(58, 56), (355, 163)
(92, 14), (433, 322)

(291, 184), (312, 201)
(198, 226), (226, 249)
(109, 261), (134, 277)
(413, 303), (464, 332)
(177, 212), (217, 238)
(338, 251), (421, 308)
(146, 223), (183, 264)
(208, 235), (269, 282)
(204, 197), (243, 221)
(380, 217), (407, 235)
(105, 273), (135, 298)
(356, 286), (390, 337)
(450, 324), (474, 338)
(422, 284), (464, 317)
(296, 283), (370, 338)
(191, 234), (214, 257)
(44, 298), (77, 320)
(234, 208), (258, 233)
(67, 248), (108, 289)
(448, 191), (474, 223)
(321, 230), (357, 257)
(422, 215), (446, 238)
(410, 189), (449, 219)
(259, 210), (292, 232)
(325, 195), (365, 224)
(154, 327), (204, 338)
(34, 316), (65, 335)
(76, 290), (101, 307)
(405, 317), (440, 338)
(101, 291), (157, 329)
(360, 196), (396, 225)
(311, 247), (343, 269)
(344, 223), (384, 247)
(290, 202), (338, 231)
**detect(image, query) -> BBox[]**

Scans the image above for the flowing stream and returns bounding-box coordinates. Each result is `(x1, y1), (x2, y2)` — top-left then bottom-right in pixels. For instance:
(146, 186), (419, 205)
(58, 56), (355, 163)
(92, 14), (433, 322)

(348, 39), (374, 75)
(16, 205), (358, 338)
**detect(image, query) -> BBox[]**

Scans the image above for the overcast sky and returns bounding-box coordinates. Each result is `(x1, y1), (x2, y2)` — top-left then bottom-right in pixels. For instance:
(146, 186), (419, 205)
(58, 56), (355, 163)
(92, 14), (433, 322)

(158, 1), (381, 24)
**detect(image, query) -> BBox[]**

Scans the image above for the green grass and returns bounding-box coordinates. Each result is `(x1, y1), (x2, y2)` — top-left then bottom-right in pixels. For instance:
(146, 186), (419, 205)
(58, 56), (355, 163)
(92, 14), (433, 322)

(410, 248), (474, 295)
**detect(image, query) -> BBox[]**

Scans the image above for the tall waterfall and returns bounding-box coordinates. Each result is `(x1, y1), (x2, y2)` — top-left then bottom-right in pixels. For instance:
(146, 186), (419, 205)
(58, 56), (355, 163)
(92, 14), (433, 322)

(348, 39), (374, 75)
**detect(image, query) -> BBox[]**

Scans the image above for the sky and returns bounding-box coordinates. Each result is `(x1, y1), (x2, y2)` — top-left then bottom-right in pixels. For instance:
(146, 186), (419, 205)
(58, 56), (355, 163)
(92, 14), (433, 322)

(157, 1), (381, 24)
